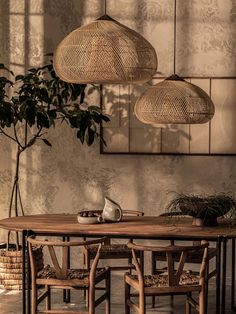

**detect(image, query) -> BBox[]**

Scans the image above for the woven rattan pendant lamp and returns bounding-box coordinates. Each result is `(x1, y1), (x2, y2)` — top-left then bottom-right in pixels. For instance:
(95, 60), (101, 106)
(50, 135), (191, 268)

(53, 0), (157, 84)
(134, 0), (215, 124)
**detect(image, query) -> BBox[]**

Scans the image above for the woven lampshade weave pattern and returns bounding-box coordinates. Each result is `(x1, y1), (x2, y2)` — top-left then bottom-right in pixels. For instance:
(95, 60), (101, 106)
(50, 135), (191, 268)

(53, 15), (157, 84)
(134, 78), (215, 124)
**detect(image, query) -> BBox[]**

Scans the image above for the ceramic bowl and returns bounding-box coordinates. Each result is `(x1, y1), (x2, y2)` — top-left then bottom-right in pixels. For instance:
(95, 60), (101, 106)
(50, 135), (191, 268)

(77, 210), (101, 224)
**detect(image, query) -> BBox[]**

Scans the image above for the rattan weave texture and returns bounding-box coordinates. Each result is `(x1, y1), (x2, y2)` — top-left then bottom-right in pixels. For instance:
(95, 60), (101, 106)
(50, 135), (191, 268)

(134, 78), (215, 124)
(54, 15), (157, 84)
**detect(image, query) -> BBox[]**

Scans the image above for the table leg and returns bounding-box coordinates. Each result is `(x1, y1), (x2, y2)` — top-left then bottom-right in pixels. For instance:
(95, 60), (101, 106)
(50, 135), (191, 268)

(231, 238), (236, 311)
(27, 230), (33, 314)
(22, 230), (27, 314)
(62, 236), (71, 303)
(216, 237), (222, 314)
(221, 237), (227, 314)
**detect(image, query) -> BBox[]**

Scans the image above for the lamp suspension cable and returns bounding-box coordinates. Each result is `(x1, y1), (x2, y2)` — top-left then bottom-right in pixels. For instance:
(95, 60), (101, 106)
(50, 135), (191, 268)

(173, 0), (177, 74)
(104, 0), (107, 15)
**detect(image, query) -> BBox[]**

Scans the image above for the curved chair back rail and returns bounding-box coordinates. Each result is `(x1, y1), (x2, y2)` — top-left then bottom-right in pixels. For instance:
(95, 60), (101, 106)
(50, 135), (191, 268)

(27, 236), (108, 247)
(127, 241), (208, 253)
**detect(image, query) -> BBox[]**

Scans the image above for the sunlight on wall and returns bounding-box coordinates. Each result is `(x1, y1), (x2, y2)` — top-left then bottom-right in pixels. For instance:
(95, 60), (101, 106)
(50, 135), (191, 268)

(29, 0), (44, 67)
(9, 0), (44, 72)
(9, 0), (25, 72)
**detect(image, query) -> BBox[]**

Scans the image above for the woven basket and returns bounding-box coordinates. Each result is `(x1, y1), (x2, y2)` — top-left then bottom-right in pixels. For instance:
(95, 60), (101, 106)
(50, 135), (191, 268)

(134, 74), (215, 124)
(0, 244), (43, 290)
(54, 15), (157, 84)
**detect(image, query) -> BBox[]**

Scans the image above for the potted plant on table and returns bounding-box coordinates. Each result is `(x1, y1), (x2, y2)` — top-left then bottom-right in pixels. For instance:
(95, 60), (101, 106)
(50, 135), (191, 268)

(165, 193), (236, 227)
(0, 56), (109, 289)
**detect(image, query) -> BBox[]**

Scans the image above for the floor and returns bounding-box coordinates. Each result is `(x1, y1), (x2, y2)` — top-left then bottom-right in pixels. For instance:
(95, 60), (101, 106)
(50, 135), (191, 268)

(0, 273), (234, 314)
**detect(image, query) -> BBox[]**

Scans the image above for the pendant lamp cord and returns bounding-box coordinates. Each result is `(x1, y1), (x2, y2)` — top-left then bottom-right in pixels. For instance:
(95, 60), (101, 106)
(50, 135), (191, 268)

(104, 0), (107, 15)
(173, 0), (177, 74)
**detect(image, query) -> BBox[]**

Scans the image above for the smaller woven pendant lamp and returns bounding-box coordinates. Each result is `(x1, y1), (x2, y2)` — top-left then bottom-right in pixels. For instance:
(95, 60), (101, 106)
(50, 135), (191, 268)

(134, 0), (215, 124)
(53, 1), (157, 84)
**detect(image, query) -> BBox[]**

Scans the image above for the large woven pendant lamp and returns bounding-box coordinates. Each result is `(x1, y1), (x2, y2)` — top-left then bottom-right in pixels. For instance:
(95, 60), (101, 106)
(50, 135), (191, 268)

(53, 1), (157, 84)
(134, 0), (215, 124)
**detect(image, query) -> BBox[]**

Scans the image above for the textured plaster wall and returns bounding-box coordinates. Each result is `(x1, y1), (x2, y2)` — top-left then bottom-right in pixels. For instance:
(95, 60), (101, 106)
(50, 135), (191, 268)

(0, 0), (236, 251)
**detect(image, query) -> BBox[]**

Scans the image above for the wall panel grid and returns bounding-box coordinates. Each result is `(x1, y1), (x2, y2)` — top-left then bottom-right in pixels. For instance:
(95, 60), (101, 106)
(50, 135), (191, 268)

(100, 78), (236, 155)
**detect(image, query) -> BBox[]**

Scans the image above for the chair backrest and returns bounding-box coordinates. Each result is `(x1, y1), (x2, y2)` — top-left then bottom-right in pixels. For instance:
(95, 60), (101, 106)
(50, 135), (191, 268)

(27, 236), (107, 281)
(127, 241), (208, 287)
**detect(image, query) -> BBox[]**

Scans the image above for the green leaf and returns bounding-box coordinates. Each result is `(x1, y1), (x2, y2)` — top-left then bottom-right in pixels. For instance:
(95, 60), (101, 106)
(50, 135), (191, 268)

(15, 75), (24, 81)
(77, 129), (85, 144)
(48, 109), (57, 119)
(25, 104), (36, 126)
(42, 138), (52, 147)
(37, 112), (50, 128)
(88, 106), (102, 113)
(86, 128), (95, 146)
(69, 116), (80, 128)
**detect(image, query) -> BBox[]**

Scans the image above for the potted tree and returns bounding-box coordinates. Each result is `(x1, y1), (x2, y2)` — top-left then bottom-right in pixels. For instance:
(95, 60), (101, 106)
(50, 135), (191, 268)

(166, 193), (236, 227)
(0, 56), (109, 289)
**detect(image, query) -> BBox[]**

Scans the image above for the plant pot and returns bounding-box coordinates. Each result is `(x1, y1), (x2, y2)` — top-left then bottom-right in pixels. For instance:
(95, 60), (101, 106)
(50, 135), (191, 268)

(191, 217), (218, 227)
(0, 243), (43, 290)
(179, 200), (233, 227)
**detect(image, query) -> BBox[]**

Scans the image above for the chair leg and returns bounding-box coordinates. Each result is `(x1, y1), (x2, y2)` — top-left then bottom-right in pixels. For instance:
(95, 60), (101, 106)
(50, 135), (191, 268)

(205, 265), (209, 312)
(139, 292), (145, 314)
(106, 269), (111, 314)
(125, 275), (130, 314)
(31, 283), (37, 314)
(151, 252), (156, 308)
(186, 293), (191, 314)
(46, 285), (51, 311)
(85, 252), (90, 308)
(128, 257), (132, 274)
(199, 287), (206, 314)
(89, 285), (95, 314)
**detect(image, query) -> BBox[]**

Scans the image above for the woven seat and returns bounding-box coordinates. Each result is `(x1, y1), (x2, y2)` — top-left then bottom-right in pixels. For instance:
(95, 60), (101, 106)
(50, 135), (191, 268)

(128, 271), (199, 288)
(37, 265), (106, 287)
(124, 241), (209, 314)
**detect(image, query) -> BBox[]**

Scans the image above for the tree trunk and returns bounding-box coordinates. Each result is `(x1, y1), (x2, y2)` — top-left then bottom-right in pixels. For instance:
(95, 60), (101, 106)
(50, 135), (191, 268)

(7, 145), (24, 249)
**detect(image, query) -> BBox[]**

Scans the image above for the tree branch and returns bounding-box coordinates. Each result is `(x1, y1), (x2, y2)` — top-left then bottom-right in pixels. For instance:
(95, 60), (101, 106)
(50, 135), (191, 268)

(25, 126), (43, 149)
(0, 127), (18, 144)
(13, 123), (24, 149)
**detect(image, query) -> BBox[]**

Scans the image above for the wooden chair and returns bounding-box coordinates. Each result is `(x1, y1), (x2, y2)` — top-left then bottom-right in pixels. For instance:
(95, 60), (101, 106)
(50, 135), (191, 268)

(83, 210), (145, 272)
(124, 241), (209, 314)
(151, 213), (217, 308)
(27, 236), (111, 314)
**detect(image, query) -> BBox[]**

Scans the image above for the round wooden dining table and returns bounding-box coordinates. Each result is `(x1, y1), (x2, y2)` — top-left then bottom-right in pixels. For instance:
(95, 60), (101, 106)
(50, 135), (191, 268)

(0, 213), (235, 314)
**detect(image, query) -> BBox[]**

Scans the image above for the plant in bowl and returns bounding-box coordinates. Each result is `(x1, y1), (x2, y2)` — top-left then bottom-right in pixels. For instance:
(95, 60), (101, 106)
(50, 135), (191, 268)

(166, 193), (236, 226)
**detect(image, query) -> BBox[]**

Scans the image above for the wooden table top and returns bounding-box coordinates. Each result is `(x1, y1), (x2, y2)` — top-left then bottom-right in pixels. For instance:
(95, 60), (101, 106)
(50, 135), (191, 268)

(0, 214), (236, 239)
